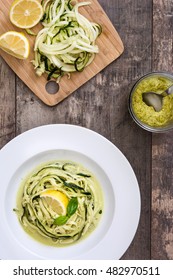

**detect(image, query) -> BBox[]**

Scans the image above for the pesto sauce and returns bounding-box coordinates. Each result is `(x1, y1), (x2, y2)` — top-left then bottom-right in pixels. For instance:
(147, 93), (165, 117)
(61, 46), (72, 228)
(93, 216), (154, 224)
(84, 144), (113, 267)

(132, 76), (173, 127)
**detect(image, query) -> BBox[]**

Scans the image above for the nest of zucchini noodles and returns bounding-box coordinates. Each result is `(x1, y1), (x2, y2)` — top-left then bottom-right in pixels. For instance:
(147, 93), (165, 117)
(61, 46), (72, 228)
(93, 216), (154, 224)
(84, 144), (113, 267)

(15, 161), (103, 245)
(32, 0), (102, 81)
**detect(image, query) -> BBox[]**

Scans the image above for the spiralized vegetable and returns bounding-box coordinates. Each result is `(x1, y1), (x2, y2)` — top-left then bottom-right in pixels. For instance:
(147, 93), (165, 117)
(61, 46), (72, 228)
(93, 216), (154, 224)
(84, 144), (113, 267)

(15, 161), (103, 246)
(32, 0), (101, 81)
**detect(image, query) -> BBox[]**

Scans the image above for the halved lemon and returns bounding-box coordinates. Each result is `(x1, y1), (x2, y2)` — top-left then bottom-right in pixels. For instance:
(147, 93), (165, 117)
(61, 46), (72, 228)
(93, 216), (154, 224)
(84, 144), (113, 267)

(10, 0), (43, 29)
(0, 31), (30, 59)
(40, 190), (69, 216)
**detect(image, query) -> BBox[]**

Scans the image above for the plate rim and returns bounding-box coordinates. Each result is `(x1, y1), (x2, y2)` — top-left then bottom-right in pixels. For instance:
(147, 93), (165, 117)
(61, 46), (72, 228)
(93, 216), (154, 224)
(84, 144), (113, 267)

(0, 124), (141, 259)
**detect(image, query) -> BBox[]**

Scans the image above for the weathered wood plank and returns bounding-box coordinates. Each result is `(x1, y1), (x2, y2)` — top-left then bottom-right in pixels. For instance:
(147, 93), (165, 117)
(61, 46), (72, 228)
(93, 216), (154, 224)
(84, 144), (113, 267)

(113, 0), (152, 260)
(0, 57), (16, 149)
(152, 0), (173, 260)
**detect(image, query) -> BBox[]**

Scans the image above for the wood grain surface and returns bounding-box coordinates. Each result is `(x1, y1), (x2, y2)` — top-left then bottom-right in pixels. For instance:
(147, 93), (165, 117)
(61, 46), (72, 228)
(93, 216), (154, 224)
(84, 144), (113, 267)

(152, 0), (173, 260)
(1, 0), (173, 259)
(0, 0), (124, 106)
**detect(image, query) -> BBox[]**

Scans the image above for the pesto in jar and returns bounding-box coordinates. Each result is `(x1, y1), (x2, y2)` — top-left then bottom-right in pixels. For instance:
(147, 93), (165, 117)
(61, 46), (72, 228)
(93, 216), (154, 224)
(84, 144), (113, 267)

(132, 76), (173, 127)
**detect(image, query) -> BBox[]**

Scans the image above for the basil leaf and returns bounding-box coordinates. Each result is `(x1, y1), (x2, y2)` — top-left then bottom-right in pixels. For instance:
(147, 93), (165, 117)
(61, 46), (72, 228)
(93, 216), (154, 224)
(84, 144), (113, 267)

(67, 197), (78, 217)
(53, 198), (78, 225)
(53, 215), (69, 226)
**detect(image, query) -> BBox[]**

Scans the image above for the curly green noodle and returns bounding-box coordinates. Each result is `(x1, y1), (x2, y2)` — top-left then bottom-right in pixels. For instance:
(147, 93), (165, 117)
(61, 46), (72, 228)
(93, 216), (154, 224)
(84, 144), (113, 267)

(15, 161), (103, 246)
(32, 0), (102, 80)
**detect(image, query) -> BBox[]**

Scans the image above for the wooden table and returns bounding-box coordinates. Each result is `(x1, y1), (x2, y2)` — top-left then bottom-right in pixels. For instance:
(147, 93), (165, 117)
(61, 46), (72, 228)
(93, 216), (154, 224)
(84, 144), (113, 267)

(0, 0), (173, 260)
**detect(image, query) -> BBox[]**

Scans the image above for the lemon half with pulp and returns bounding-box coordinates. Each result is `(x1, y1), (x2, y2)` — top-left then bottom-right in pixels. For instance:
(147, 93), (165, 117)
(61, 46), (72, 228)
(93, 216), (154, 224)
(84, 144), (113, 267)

(40, 190), (69, 216)
(0, 31), (30, 59)
(10, 0), (43, 29)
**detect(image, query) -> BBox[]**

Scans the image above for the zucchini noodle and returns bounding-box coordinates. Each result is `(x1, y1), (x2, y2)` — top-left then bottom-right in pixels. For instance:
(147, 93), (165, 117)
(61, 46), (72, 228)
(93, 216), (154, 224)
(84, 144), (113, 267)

(15, 160), (103, 246)
(32, 0), (102, 81)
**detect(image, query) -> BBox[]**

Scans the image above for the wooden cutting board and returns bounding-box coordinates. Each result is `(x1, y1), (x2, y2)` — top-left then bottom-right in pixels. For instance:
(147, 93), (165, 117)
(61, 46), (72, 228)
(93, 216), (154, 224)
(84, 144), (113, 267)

(0, 0), (124, 106)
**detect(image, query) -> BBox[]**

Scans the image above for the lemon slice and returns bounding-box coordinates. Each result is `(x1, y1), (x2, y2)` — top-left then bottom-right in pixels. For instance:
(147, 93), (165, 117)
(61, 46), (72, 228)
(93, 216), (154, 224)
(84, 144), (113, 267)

(40, 190), (69, 216)
(0, 31), (30, 59)
(10, 0), (43, 29)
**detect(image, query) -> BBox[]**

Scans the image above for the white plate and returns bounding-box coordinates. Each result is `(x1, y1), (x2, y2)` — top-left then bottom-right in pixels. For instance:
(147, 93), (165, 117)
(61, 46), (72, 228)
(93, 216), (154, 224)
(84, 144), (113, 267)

(0, 124), (140, 260)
